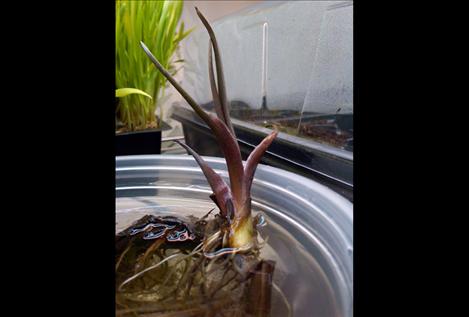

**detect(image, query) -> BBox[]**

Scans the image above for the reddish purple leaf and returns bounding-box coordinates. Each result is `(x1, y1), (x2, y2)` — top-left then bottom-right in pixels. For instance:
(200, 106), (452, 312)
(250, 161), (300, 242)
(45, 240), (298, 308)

(140, 41), (212, 127)
(209, 115), (245, 206)
(195, 7), (235, 136)
(243, 131), (278, 196)
(142, 40), (244, 201)
(141, 41), (245, 207)
(208, 42), (225, 124)
(176, 140), (233, 218)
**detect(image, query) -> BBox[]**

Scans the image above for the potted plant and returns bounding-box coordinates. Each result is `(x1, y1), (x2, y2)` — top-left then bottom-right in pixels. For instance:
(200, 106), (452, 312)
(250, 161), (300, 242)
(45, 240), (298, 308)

(115, 8), (353, 316)
(115, 0), (191, 155)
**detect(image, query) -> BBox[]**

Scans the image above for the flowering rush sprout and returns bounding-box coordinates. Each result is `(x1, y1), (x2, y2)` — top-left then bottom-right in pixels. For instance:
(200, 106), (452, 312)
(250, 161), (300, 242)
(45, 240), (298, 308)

(140, 7), (278, 251)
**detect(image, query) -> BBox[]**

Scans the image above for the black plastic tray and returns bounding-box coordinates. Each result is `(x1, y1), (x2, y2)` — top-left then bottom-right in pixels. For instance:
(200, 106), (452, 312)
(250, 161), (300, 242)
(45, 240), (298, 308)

(171, 103), (353, 201)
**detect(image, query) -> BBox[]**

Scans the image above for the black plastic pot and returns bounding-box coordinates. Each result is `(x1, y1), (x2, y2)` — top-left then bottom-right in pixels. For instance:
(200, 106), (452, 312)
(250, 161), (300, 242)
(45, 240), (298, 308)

(171, 103), (353, 201)
(115, 120), (173, 156)
(116, 129), (162, 156)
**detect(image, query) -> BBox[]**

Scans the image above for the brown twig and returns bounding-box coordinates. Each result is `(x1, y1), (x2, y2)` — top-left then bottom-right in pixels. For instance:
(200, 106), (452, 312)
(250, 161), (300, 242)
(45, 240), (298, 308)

(246, 260), (276, 317)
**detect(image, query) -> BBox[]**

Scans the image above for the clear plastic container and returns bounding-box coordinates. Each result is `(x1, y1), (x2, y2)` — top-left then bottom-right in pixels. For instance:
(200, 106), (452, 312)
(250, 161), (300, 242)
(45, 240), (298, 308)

(116, 155), (353, 317)
(179, 1), (353, 152)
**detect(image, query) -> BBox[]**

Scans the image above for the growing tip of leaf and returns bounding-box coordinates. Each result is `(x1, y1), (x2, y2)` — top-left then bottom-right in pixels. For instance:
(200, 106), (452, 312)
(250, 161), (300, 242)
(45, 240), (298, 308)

(140, 40), (212, 126)
(140, 40), (149, 52)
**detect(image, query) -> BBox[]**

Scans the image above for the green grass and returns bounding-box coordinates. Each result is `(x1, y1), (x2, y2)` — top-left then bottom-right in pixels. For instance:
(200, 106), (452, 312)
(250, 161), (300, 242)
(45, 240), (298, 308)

(116, 0), (192, 131)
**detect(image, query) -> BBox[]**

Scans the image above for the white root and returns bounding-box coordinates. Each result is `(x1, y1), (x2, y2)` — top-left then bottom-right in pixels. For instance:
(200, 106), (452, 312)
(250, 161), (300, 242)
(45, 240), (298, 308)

(119, 242), (204, 291)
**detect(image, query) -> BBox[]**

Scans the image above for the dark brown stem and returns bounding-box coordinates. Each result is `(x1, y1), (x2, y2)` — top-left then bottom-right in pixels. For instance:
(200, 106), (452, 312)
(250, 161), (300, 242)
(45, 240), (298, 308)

(246, 260), (276, 317)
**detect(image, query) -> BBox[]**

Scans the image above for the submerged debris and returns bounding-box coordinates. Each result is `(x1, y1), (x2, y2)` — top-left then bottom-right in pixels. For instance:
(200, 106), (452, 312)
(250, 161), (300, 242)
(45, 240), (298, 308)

(116, 212), (276, 317)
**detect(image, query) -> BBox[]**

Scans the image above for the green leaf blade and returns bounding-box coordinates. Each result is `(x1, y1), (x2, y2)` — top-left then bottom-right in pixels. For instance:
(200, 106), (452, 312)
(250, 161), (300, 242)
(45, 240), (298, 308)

(116, 88), (152, 99)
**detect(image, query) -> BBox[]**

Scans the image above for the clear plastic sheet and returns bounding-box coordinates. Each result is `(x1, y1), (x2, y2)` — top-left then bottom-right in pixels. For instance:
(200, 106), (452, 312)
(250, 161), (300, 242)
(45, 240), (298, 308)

(180, 1), (353, 151)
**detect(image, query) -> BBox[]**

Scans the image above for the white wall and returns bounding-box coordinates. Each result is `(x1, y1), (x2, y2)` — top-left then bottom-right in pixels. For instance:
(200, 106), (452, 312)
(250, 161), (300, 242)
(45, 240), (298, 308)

(178, 1), (353, 113)
(181, 1), (263, 28)
(161, 1), (263, 137)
